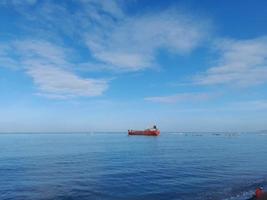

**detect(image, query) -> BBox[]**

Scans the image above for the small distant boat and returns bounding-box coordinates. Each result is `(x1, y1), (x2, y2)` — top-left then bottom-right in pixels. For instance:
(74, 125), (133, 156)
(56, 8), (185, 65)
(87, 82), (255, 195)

(128, 125), (160, 136)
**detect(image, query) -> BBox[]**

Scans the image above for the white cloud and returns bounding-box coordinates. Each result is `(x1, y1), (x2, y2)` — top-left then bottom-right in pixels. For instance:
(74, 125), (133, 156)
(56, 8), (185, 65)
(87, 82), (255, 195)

(80, 0), (124, 19)
(1, 1), (211, 98)
(86, 9), (210, 71)
(15, 40), (68, 66)
(194, 36), (267, 87)
(145, 93), (212, 104)
(1, 40), (108, 98)
(3, 0), (209, 72)
(0, 57), (19, 69)
(93, 51), (153, 71)
(27, 66), (108, 98)
(0, 46), (12, 70)
(0, 0), (37, 6)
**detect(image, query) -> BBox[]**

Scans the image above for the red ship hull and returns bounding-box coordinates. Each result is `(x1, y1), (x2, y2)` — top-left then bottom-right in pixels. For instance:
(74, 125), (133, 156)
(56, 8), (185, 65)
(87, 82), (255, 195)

(128, 130), (160, 136)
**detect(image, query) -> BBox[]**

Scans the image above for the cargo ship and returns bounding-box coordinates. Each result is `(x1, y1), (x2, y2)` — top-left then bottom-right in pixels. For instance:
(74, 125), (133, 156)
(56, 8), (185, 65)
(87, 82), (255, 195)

(128, 125), (160, 136)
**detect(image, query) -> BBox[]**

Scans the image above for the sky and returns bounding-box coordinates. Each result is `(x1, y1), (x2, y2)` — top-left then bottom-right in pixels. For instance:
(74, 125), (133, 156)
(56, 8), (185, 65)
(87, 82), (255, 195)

(0, 0), (267, 132)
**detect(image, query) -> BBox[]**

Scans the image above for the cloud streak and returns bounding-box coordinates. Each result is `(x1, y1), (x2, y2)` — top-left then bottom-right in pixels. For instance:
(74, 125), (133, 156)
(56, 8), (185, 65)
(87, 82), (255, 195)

(4, 0), (210, 72)
(194, 36), (267, 87)
(145, 93), (213, 104)
(85, 9), (210, 71)
(1, 40), (108, 98)
(1, 0), (212, 99)
(27, 66), (108, 98)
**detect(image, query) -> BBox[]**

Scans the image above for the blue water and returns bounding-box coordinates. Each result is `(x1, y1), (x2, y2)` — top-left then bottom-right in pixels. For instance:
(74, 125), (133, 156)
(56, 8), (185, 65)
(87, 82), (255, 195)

(0, 132), (267, 200)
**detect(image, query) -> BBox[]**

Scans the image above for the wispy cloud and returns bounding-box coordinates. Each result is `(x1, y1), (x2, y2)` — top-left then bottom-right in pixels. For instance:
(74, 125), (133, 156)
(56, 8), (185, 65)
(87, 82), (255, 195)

(0, 0), (37, 6)
(0, 44), (19, 69)
(1, 0), (211, 99)
(80, 0), (124, 19)
(85, 9), (210, 71)
(27, 66), (108, 98)
(194, 36), (267, 87)
(15, 40), (69, 66)
(145, 92), (213, 104)
(3, 0), (210, 72)
(1, 40), (108, 98)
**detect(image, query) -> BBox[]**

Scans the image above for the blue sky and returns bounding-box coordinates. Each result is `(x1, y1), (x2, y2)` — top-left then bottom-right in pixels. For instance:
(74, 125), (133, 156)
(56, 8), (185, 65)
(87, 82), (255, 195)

(1, 0), (267, 132)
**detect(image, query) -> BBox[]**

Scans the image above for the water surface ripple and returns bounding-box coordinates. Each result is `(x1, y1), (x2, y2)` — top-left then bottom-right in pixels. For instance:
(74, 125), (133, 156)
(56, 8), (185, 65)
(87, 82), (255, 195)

(0, 133), (267, 200)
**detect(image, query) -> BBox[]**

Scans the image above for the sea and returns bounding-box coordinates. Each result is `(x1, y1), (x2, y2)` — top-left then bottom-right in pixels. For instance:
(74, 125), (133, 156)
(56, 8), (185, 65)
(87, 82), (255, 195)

(0, 132), (267, 200)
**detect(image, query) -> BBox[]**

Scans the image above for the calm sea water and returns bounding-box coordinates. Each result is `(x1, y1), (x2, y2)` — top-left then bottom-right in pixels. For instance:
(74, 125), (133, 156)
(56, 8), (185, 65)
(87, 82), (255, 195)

(0, 132), (267, 200)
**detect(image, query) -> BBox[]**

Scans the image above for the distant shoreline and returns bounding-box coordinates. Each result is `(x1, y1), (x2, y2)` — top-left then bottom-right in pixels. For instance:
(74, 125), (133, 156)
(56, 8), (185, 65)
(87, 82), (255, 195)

(0, 131), (266, 134)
